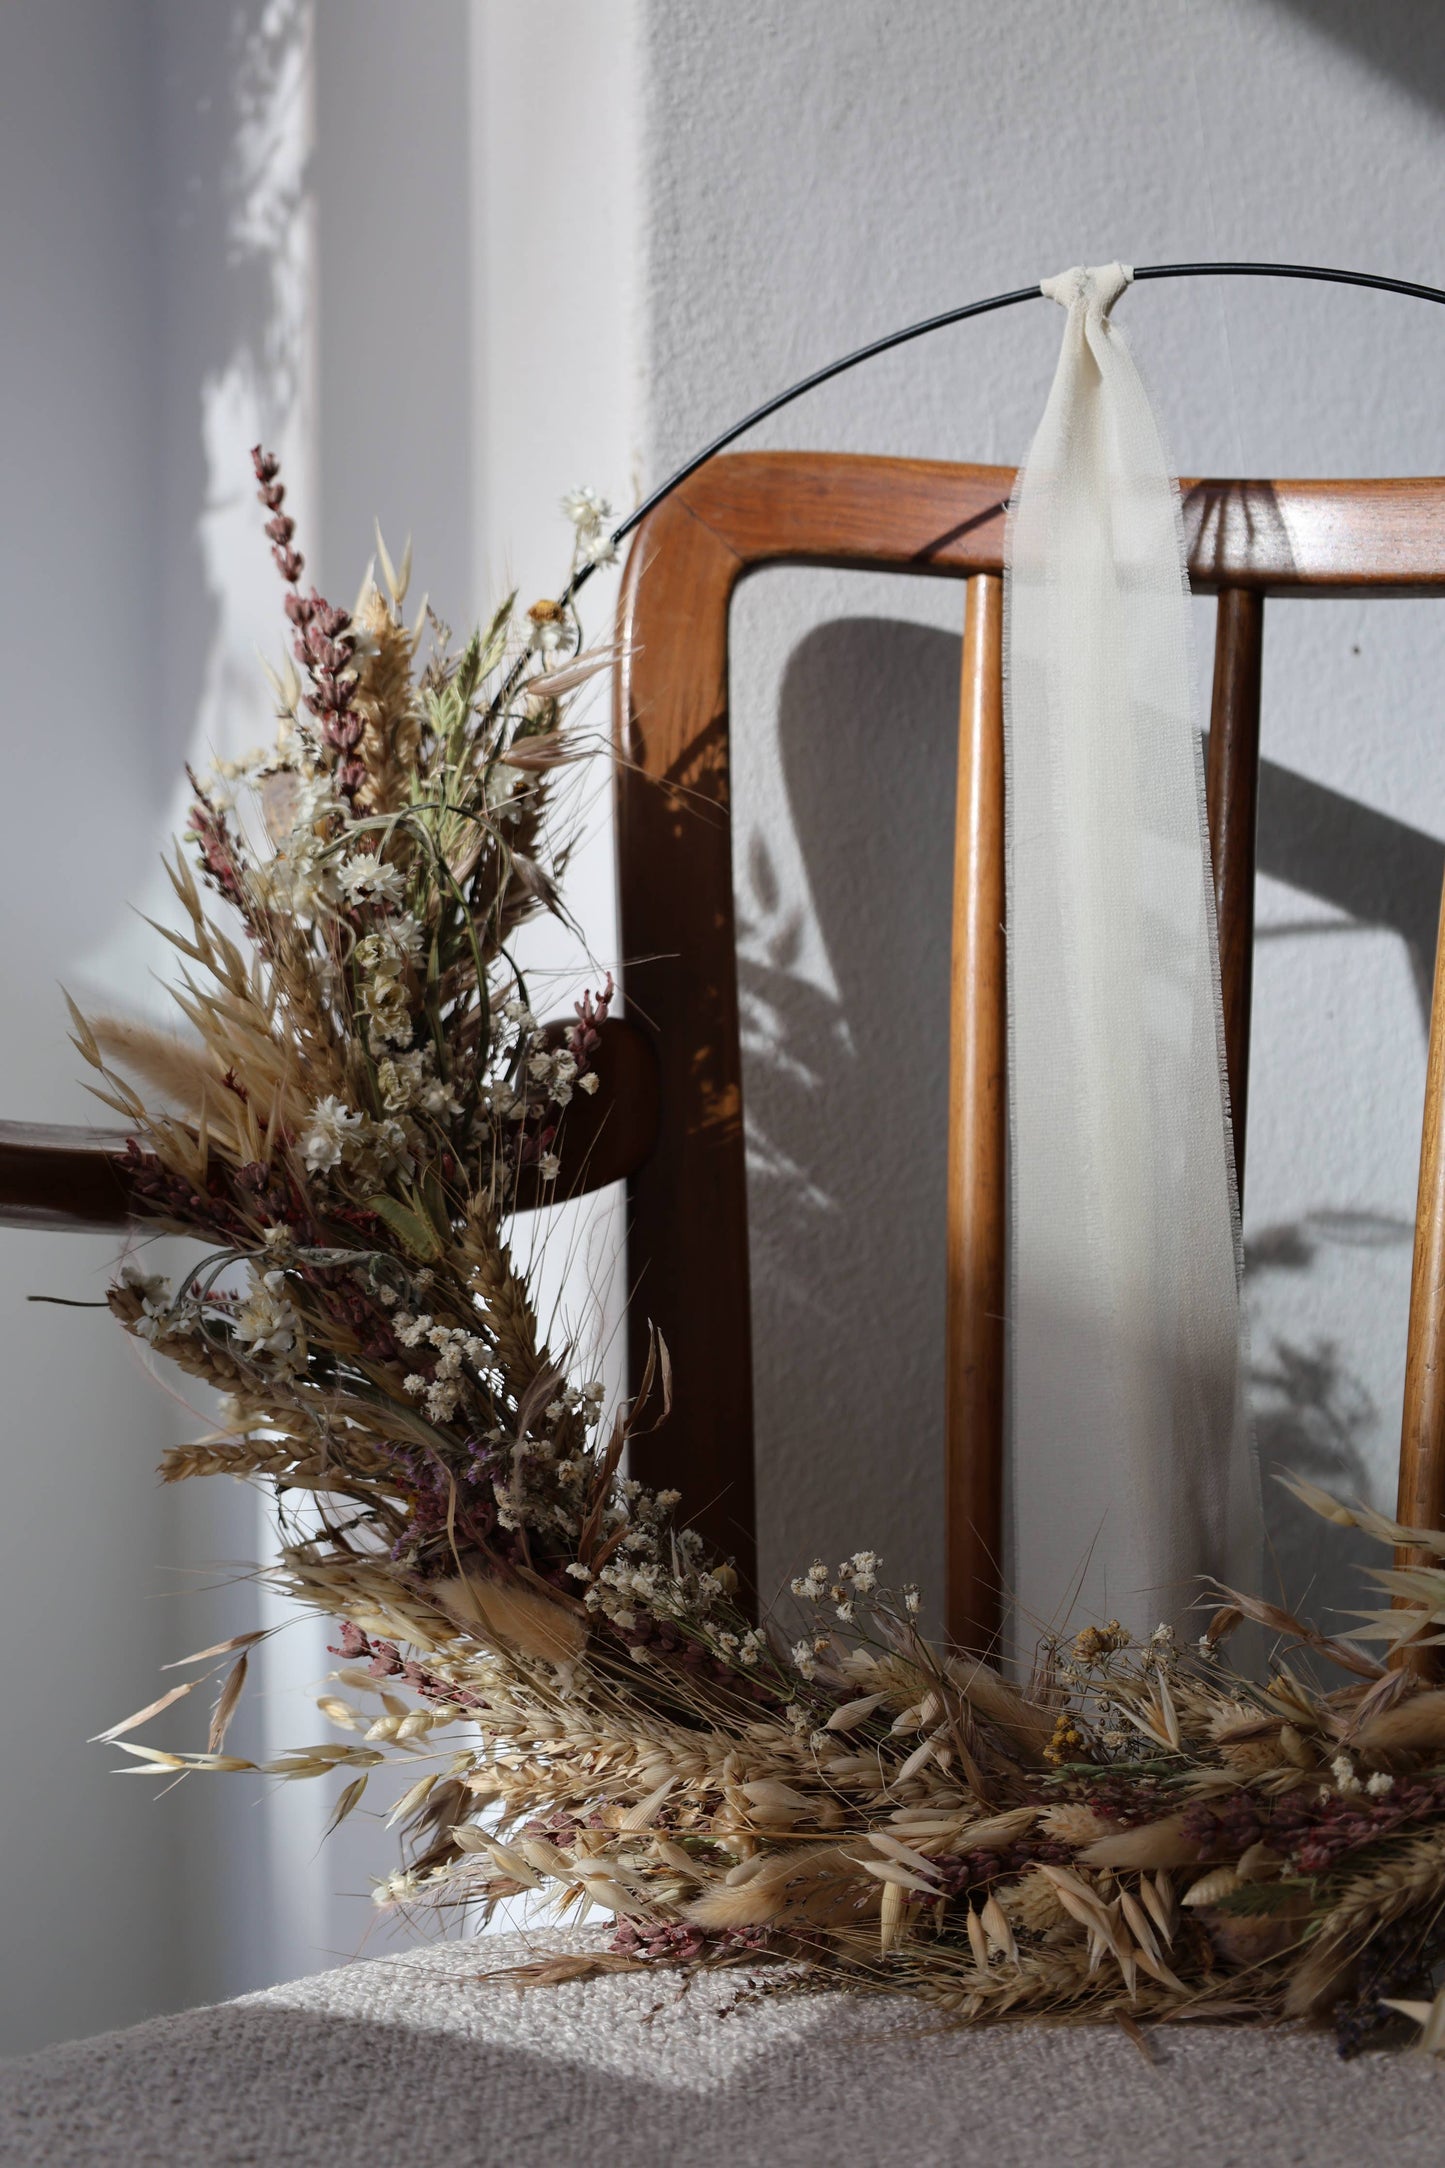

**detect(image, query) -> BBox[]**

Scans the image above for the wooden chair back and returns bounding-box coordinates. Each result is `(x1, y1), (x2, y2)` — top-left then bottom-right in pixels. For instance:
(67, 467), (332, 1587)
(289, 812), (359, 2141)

(613, 453), (1445, 1649)
(5, 451), (1445, 1660)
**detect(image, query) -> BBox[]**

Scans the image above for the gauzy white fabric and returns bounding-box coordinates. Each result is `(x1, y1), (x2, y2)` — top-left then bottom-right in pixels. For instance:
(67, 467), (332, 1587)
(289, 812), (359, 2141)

(1005, 263), (1260, 1654)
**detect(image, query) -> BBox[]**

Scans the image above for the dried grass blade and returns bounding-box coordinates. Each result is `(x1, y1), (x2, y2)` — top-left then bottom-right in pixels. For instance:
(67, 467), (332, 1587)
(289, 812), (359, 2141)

(93, 1679), (196, 1743)
(162, 1628), (267, 1670)
(207, 1652), (249, 1754)
(323, 1775), (369, 1840)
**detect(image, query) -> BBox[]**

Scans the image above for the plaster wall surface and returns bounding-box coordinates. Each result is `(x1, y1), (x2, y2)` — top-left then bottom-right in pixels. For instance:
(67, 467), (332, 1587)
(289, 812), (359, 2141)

(0, 0), (182, 2059)
(0, 0), (634, 2053)
(639, 0), (1445, 1625)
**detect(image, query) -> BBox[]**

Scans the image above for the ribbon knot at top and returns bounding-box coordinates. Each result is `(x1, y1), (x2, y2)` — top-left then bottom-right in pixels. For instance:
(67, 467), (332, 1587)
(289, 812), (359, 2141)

(1040, 261), (1134, 318)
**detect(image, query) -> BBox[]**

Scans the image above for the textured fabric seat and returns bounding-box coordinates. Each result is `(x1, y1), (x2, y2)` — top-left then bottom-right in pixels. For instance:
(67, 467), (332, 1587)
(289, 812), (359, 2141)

(1, 1929), (1438, 2167)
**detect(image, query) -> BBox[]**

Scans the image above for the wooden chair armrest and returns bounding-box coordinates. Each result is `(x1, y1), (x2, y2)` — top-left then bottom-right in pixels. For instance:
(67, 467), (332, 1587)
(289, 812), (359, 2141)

(0, 1017), (658, 1235)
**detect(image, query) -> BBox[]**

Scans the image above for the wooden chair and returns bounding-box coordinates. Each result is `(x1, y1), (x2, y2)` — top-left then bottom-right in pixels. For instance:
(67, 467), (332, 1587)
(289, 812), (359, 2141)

(612, 453), (1445, 1651)
(6, 453), (1445, 1659)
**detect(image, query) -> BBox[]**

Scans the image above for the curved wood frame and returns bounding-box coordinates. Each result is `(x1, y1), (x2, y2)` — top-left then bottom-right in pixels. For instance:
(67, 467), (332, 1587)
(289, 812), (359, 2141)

(615, 451), (1445, 1642)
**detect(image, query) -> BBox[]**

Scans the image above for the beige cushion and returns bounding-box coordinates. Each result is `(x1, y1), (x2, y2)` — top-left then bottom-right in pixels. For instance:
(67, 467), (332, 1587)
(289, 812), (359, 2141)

(2, 1929), (1439, 2165)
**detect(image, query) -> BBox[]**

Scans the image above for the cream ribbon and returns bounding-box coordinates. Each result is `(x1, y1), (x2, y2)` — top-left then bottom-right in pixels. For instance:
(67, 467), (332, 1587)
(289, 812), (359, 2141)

(1005, 263), (1260, 1653)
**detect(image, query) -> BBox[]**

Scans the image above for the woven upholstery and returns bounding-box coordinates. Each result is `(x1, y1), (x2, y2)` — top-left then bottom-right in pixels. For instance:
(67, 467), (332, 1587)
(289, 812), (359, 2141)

(1, 1930), (1440, 2165)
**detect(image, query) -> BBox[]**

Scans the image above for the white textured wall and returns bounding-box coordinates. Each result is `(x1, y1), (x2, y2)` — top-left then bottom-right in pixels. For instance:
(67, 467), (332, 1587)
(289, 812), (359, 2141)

(640, 0), (1445, 1623)
(0, 0), (184, 2059)
(0, 0), (633, 2053)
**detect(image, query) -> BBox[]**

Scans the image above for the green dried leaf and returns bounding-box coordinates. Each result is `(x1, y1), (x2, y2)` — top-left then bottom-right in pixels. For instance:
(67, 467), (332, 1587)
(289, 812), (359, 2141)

(365, 1193), (444, 1261)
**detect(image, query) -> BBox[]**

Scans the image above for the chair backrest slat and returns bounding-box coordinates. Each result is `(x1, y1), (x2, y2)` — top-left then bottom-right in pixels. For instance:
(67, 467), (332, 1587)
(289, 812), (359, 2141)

(1205, 586), (1266, 1182)
(945, 573), (1006, 1651)
(1400, 896), (1445, 1594)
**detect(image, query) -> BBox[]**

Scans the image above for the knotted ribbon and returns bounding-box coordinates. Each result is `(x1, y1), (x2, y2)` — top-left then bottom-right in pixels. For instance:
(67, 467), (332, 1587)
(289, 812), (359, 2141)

(1005, 263), (1260, 1650)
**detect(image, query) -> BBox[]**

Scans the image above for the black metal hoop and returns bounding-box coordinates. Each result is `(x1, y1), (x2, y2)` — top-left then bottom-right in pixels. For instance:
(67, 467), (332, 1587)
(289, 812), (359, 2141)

(566, 258), (1445, 616)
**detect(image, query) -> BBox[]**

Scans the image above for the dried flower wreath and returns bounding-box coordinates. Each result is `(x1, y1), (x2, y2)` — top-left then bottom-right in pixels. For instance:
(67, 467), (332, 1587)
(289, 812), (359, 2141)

(85, 453), (1445, 2058)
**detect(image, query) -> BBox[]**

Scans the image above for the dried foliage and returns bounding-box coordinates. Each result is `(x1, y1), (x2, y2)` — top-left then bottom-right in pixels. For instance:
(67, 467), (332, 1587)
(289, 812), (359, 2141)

(92, 461), (1445, 2056)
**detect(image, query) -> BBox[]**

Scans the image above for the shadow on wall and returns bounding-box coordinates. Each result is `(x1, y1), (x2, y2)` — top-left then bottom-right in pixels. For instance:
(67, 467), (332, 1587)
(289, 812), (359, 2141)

(1255, 760), (1445, 1021)
(738, 618), (956, 1613)
(1245, 1212), (1412, 1626)
(1271, 0), (1445, 114)
(739, 613), (1439, 1622)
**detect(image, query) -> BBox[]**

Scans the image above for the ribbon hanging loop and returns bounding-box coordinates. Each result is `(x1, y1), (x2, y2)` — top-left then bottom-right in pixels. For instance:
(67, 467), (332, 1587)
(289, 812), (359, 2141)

(1005, 262), (1260, 1652)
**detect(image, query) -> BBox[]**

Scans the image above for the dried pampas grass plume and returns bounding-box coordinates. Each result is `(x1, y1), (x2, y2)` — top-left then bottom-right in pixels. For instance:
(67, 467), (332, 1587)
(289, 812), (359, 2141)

(86, 1016), (223, 1117)
(434, 1573), (588, 1666)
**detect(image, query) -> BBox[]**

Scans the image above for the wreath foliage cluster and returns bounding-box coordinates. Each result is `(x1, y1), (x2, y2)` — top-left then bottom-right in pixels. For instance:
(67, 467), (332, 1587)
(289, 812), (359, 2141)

(88, 456), (1445, 2055)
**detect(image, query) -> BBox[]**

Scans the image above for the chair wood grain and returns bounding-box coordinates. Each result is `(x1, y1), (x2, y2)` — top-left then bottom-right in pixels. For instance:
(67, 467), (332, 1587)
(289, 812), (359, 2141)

(1205, 587), (1265, 1184)
(945, 574), (1006, 1650)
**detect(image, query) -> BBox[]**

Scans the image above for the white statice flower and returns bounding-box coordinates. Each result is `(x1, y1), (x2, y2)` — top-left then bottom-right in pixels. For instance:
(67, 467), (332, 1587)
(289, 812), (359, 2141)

(562, 486), (610, 532)
(395, 1313), (433, 1348)
(356, 917), (424, 971)
(363, 966), (413, 1050)
(424, 1379), (462, 1423)
(1366, 1770), (1395, 1798)
(791, 1641), (818, 1682)
(565, 1562), (592, 1582)
(372, 1869), (419, 1909)
(199, 746), (272, 814)
(577, 1069), (600, 1095)
(1330, 1753), (1363, 1796)
(251, 844), (331, 919)
(121, 1262), (176, 1344)
(904, 1587), (922, 1615)
(339, 852), (407, 908)
(538, 1151), (561, 1182)
(527, 606), (569, 656)
(548, 1050), (578, 1105)
(375, 1117), (414, 1169)
(232, 1267), (303, 1372)
(738, 1630), (765, 1668)
(581, 527), (618, 568)
(835, 1599), (854, 1624)
(375, 1050), (434, 1114)
(300, 1095), (362, 1172)
(419, 1077), (460, 1119)
(121, 1261), (170, 1307)
(292, 770), (345, 826)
